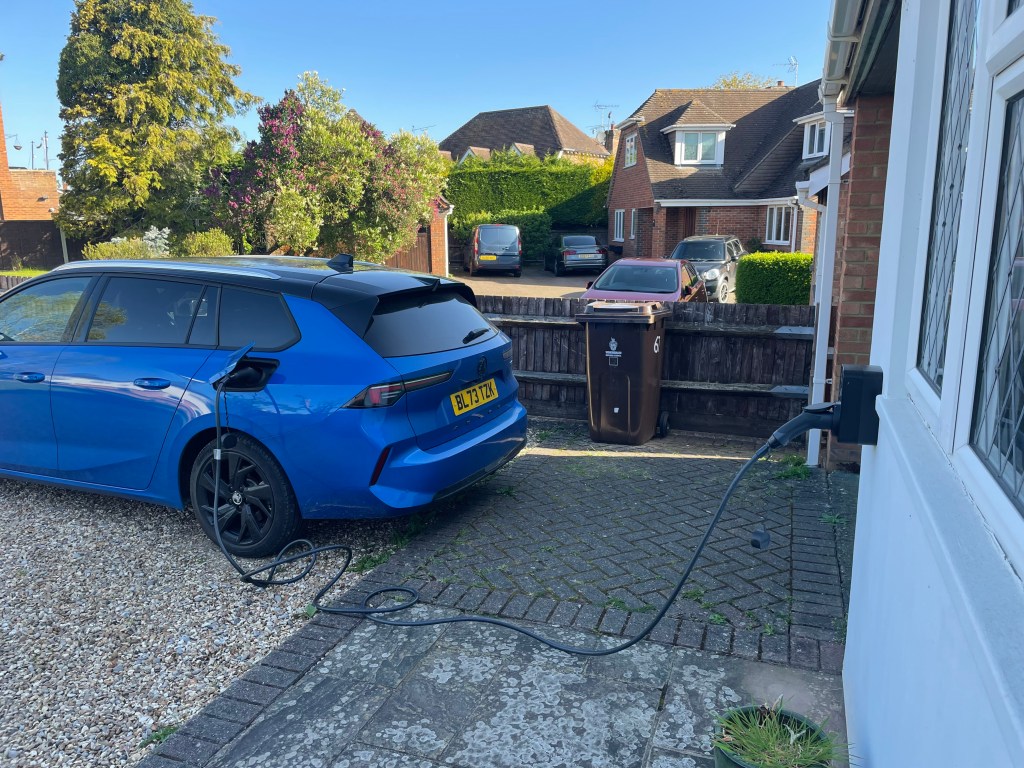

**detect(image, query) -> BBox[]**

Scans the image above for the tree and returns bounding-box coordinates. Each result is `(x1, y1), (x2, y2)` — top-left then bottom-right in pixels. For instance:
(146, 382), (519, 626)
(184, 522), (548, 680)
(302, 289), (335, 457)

(56, 0), (257, 240)
(708, 71), (778, 89)
(207, 72), (449, 261)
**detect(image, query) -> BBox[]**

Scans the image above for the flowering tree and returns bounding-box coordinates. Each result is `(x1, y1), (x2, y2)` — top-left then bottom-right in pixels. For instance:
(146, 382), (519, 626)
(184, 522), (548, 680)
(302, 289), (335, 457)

(207, 72), (448, 261)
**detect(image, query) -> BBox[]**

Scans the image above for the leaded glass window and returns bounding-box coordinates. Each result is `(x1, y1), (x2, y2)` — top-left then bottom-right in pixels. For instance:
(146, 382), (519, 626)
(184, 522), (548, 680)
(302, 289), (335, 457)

(973, 94), (1024, 513)
(918, 0), (978, 391)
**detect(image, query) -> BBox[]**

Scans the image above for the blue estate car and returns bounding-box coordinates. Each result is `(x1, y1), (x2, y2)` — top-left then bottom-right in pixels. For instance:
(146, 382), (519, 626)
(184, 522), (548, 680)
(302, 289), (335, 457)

(0, 256), (527, 557)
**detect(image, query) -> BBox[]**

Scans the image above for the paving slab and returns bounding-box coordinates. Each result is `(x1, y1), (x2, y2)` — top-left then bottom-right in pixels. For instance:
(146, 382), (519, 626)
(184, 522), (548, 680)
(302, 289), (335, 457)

(200, 612), (846, 768)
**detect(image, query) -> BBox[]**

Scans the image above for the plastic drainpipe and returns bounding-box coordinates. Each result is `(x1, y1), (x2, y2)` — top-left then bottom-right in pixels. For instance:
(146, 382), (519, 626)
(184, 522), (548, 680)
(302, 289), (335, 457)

(806, 95), (850, 467)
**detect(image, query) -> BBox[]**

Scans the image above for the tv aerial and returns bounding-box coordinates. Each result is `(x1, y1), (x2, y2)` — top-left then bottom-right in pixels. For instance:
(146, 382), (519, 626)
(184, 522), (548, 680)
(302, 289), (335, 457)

(775, 56), (799, 86)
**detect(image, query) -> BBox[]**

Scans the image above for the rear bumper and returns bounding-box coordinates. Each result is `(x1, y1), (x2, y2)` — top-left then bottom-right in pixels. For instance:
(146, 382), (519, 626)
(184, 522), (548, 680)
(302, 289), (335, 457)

(474, 256), (521, 272)
(370, 402), (528, 510)
(564, 257), (606, 271)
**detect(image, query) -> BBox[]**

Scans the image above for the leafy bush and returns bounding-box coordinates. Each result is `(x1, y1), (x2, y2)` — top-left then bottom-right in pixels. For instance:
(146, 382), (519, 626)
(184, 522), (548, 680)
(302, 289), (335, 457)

(451, 208), (553, 262)
(82, 238), (155, 260)
(176, 228), (235, 257)
(735, 251), (813, 305)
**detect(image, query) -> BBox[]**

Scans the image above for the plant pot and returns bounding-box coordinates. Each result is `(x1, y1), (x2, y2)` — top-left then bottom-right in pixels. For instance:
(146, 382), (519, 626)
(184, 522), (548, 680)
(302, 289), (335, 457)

(713, 706), (835, 768)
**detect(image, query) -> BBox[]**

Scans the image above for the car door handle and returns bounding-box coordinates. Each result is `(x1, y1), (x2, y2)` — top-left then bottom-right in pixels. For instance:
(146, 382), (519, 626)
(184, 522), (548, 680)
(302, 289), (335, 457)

(133, 377), (171, 390)
(14, 372), (46, 383)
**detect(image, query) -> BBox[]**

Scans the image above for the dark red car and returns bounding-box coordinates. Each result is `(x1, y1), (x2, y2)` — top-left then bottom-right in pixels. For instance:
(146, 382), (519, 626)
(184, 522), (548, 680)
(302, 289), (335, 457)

(581, 258), (708, 303)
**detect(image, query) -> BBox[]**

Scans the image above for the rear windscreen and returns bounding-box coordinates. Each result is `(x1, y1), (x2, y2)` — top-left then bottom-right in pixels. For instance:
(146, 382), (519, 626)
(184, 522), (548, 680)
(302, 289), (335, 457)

(478, 226), (519, 249)
(593, 264), (679, 294)
(564, 236), (597, 248)
(672, 241), (724, 261)
(362, 291), (498, 357)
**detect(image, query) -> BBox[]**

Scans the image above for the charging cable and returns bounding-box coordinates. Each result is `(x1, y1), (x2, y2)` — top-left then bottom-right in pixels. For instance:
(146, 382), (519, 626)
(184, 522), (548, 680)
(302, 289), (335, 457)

(209, 365), (838, 656)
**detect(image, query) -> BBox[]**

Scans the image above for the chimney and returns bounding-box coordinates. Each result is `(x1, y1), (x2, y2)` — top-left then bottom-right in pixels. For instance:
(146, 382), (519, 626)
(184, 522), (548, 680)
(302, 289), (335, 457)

(777, 80), (785, 87)
(604, 126), (620, 158)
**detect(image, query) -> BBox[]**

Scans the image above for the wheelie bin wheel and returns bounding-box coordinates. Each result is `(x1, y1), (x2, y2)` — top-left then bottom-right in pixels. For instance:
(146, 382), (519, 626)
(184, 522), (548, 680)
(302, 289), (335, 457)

(656, 411), (670, 438)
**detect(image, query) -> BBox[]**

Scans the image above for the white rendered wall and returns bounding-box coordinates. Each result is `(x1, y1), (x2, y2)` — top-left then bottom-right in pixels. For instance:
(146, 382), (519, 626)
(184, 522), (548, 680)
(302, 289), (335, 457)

(843, 0), (1024, 764)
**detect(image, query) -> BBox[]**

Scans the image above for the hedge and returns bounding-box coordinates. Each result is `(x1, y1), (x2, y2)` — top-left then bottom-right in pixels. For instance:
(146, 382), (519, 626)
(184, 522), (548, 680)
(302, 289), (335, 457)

(451, 209), (553, 262)
(734, 251), (813, 305)
(446, 159), (611, 229)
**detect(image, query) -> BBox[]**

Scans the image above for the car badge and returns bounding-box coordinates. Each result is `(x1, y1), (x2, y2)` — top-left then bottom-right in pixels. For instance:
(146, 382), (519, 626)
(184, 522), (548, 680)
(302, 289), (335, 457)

(477, 356), (487, 376)
(609, 338), (618, 352)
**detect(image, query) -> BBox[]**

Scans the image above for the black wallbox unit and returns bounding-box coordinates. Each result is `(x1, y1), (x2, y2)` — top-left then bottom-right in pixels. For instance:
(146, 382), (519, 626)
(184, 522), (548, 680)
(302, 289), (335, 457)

(835, 364), (883, 445)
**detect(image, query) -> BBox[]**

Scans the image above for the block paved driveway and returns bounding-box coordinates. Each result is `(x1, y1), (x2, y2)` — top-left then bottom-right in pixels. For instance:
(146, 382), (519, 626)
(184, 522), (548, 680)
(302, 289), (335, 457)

(354, 418), (856, 672)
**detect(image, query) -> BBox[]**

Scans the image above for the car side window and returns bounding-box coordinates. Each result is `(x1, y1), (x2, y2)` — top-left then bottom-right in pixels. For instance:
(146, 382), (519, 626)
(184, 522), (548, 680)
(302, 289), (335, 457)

(86, 276), (204, 345)
(0, 276), (92, 343)
(219, 286), (299, 351)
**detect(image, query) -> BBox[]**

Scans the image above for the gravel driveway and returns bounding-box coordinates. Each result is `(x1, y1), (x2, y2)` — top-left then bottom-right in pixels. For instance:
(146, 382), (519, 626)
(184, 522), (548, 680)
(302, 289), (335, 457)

(0, 480), (407, 768)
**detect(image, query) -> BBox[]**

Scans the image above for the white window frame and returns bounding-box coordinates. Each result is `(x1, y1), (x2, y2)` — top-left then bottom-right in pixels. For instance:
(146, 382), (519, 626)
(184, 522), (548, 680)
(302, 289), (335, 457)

(674, 130), (725, 165)
(630, 209), (636, 239)
(764, 205), (792, 245)
(624, 134), (637, 167)
(803, 120), (829, 158)
(887, 0), (1024, 566)
(613, 209), (625, 242)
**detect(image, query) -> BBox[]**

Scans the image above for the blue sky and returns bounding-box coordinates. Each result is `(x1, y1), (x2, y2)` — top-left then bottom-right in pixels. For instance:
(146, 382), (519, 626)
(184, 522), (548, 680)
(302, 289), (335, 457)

(0, 1), (830, 173)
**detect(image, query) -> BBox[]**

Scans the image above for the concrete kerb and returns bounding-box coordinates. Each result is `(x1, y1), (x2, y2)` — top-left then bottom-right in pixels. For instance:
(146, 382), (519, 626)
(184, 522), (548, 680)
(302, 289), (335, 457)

(139, 418), (857, 767)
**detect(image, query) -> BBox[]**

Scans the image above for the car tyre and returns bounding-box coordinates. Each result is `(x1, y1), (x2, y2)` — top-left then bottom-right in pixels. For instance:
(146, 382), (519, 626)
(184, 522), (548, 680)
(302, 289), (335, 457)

(717, 280), (729, 303)
(190, 435), (300, 559)
(554, 260), (565, 277)
(513, 270), (522, 278)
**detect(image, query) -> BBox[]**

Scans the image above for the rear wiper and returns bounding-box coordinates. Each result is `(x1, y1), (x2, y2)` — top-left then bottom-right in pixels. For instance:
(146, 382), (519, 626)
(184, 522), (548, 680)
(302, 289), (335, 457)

(462, 327), (490, 344)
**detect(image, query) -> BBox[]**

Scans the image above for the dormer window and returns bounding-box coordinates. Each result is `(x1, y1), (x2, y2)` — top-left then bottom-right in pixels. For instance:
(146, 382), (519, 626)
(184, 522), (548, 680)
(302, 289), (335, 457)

(682, 132), (719, 163)
(661, 123), (733, 166)
(799, 116), (830, 159)
(624, 134), (637, 167)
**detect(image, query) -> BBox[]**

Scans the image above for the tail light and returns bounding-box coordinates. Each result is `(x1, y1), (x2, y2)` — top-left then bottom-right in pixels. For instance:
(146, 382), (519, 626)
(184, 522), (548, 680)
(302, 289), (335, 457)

(345, 371), (453, 408)
(563, 249), (577, 256)
(474, 232), (479, 257)
(517, 235), (522, 254)
(599, 247), (608, 255)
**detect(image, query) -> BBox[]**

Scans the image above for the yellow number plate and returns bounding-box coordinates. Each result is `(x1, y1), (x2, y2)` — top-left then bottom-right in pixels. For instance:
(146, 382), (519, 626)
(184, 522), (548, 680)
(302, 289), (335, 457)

(479, 254), (497, 261)
(450, 378), (498, 415)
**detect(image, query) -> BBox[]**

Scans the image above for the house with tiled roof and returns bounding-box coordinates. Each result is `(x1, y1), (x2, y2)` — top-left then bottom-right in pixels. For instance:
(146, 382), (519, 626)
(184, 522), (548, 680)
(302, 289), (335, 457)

(439, 105), (609, 165)
(607, 80), (826, 259)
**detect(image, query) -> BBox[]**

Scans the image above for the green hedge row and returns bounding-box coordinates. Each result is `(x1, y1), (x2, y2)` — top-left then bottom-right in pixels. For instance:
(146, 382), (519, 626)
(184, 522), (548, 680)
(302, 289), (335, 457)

(450, 209), (554, 261)
(734, 251), (813, 305)
(447, 161), (611, 229)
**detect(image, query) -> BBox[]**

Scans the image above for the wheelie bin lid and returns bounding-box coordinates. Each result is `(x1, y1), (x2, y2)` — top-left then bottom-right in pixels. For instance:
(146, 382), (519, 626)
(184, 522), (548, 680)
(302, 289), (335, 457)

(575, 300), (673, 325)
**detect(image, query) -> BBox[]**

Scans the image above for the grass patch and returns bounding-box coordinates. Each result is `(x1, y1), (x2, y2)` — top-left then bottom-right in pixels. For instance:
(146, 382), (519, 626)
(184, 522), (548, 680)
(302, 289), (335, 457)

(0, 268), (47, 277)
(708, 613), (727, 625)
(820, 512), (847, 526)
(605, 597), (629, 611)
(774, 454), (811, 480)
(351, 551), (392, 573)
(681, 586), (706, 600)
(140, 725), (179, 748)
(495, 485), (516, 498)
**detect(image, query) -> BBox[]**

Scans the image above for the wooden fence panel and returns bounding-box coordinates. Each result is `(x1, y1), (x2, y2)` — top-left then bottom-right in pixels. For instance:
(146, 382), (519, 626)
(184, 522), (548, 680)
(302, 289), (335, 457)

(480, 296), (815, 437)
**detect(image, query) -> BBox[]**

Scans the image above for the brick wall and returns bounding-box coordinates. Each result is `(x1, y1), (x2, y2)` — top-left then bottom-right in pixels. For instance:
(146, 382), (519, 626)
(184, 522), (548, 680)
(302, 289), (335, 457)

(0, 103), (60, 222)
(607, 127), (654, 251)
(826, 94), (892, 469)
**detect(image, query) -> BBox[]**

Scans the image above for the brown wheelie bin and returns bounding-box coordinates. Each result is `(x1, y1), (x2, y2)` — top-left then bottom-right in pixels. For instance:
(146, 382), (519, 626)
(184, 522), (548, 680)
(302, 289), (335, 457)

(575, 301), (671, 445)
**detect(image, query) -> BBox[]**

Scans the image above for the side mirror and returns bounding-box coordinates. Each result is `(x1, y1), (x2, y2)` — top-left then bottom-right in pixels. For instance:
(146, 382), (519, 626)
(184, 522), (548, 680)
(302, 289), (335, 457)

(682, 285), (693, 296)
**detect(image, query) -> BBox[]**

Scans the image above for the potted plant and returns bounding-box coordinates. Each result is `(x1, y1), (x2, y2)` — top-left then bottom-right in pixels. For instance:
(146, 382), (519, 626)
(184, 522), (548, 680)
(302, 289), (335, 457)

(713, 698), (849, 768)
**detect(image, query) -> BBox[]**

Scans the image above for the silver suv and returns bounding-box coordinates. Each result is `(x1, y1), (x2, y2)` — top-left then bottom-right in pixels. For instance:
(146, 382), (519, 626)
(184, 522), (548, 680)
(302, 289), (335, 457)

(667, 235), (746, 303)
